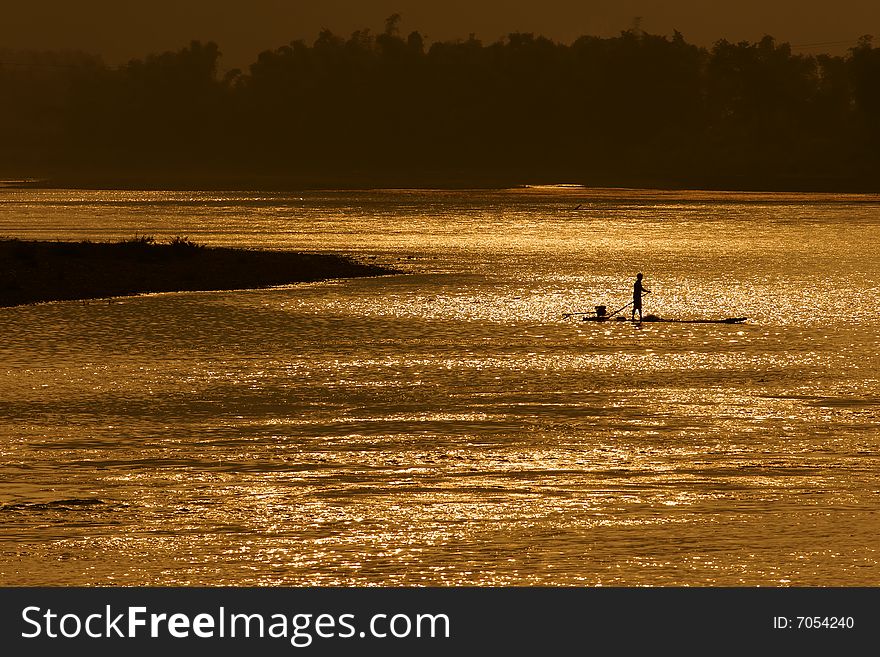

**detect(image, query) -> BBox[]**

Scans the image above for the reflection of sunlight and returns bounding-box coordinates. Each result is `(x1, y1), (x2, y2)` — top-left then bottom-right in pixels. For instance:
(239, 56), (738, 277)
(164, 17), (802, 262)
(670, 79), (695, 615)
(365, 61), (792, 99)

(2, 187), (880, 586)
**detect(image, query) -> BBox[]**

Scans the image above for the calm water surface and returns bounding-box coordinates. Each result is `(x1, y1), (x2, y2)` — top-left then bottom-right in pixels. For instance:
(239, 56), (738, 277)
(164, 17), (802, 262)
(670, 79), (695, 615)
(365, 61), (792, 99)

(1, 187), (878, 585)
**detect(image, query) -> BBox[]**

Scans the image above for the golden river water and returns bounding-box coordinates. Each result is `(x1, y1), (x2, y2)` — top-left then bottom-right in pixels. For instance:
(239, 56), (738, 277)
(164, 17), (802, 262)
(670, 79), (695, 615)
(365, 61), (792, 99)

(1, 186), (878, 585)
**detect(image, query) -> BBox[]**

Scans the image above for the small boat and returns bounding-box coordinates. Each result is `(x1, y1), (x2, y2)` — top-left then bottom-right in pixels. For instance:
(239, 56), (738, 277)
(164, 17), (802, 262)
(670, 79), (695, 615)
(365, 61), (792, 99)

(580, 314), (747, 324)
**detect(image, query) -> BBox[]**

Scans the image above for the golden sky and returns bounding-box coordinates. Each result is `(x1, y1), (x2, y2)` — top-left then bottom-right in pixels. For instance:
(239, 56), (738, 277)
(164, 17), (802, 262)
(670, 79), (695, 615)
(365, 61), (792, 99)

(2, 0), (877, 68)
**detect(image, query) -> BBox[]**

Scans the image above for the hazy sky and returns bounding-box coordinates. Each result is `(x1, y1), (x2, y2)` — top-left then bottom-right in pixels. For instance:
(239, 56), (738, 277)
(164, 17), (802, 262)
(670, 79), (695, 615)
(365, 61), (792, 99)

(2, 1), (878, 69)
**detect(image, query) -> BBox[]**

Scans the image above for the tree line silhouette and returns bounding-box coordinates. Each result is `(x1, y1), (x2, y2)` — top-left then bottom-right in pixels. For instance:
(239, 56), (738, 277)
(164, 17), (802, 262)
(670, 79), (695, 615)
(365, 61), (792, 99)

(3, 16), (880, 189)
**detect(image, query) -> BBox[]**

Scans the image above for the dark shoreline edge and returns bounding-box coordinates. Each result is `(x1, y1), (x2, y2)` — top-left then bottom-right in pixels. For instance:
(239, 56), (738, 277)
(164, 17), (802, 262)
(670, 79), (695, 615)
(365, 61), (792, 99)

(0, 238), (398, 308)
(5, 170), (880, 194)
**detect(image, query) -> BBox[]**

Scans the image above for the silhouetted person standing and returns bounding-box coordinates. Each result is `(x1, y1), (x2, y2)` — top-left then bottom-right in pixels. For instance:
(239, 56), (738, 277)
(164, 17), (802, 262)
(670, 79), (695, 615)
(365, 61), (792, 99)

(632, 272), (650, 321)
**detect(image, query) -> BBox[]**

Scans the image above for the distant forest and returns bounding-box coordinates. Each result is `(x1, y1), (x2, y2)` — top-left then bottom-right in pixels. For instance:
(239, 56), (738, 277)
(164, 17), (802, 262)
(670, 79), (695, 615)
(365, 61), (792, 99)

(3, 16), (880, 189)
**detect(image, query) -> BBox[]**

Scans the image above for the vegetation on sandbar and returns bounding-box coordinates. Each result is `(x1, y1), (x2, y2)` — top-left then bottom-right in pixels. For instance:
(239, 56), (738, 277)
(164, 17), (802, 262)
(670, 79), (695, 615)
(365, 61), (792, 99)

(0, 236), (395, 307)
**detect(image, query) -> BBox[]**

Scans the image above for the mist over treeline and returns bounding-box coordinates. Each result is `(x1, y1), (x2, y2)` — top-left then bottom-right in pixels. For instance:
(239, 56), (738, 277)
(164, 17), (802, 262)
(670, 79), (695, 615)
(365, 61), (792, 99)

(3, 16), (880, 189)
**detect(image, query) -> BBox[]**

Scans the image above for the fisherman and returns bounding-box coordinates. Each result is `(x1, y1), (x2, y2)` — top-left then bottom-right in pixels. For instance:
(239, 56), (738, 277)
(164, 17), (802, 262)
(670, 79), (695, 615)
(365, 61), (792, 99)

(632, 272), (650, 321)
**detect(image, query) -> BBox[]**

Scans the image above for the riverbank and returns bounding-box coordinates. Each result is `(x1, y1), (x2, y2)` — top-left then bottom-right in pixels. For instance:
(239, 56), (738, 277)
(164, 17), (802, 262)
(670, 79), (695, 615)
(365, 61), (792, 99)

(0, 237), (396, 307)
(6, 169), (880, 194)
